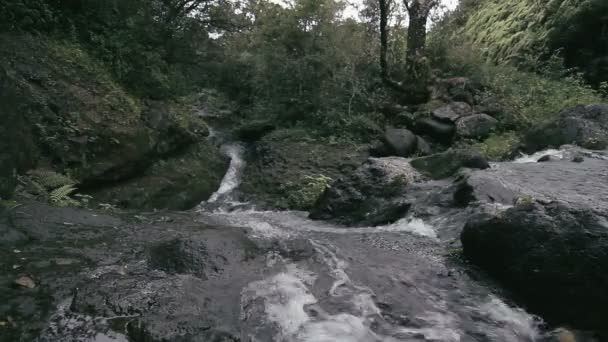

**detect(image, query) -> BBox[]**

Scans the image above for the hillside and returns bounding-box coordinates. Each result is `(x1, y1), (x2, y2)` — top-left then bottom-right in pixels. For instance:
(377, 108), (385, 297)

(455, 0), (608, 85)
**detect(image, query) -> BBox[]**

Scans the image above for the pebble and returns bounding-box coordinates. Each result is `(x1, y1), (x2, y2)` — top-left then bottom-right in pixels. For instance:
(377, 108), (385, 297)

(14, 276), (36, 289)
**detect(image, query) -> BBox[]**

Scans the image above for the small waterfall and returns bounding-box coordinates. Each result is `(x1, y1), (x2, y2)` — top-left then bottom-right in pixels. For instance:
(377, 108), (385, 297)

(206, 143), (246, 204)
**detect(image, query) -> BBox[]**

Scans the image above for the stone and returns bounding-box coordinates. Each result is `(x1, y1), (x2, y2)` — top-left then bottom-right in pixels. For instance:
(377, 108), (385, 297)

(524, 103), (608, 153)
(383, 128), (418, 157)
(309, 157), (424, 226)
(410, 149), (489, 180)
(537, 155), (552, 162)
(432, 102), (473, 123)
(14, 276), (36, 289)
(455, 114), (498, 139)
(416, 136), (433, 156)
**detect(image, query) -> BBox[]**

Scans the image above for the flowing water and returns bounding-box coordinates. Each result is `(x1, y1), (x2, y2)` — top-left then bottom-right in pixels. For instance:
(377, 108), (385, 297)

(193, 143), (550, 342)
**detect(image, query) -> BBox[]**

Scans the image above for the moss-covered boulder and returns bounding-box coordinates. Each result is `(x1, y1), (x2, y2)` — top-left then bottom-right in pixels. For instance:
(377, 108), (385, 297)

(524, 103), (608, 153)
(90, 142), (228, 210)
(0, 34), (226, 206)
(240, 129), (369, 210)
(309, 157), (424, 226)
(410, 148), (490, 180)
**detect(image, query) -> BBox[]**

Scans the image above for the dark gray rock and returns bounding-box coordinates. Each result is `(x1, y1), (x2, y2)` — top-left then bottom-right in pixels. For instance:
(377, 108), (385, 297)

(537, 155), (552, 162)
(461, 202), (608, 330)
(524, 103), (608, 153)
(458, 157), (608, 330)
(309, 157), (424, 226)
(432, 102), (473, 123)
(414, 118), (455, 143)
(383, 128), (418, 157)
(410, 149), (489, 180)
(233, 120), (276, 142)
(416, 136), (433, 156)
(455, 113), (498, 139)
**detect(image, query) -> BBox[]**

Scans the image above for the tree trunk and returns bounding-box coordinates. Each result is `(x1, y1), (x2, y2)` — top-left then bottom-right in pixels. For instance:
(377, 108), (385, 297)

(405, 2), (429, 81)
(379, 0), (389, 80)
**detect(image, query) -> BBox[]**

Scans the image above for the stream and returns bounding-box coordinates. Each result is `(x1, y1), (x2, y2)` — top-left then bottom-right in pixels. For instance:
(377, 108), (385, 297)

(4, 136), (590, 342)
(192, 143), (546, 342)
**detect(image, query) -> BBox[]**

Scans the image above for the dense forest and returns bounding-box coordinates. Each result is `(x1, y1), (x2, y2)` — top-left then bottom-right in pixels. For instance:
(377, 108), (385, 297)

(1, 0), (608, 341)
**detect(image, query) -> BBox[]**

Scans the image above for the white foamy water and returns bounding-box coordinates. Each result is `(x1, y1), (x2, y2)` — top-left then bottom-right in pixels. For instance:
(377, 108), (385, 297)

(514, 149), (564, 163)
(204, 208), (438, 240)
(241, 247), (395, 342)
(207, 143), (245, 203)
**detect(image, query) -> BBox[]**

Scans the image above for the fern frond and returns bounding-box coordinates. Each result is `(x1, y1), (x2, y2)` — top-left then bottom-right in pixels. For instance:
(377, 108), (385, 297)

(49, 184), (77, 205)
(28, 169), (77, 190)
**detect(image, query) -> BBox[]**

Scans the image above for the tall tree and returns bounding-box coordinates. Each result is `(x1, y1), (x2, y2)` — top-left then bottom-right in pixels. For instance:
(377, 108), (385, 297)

(379, 0), (391, 79)
(403, 0), (438, 80)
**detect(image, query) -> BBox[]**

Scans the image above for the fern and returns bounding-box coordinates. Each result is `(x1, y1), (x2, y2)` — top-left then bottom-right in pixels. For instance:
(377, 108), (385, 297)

(27, 169), (76, 190)
(49, 184), (78, 206)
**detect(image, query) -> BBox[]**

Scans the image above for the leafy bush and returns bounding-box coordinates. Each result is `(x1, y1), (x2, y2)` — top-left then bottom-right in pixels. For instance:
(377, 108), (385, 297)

(480, 65), (602, 129)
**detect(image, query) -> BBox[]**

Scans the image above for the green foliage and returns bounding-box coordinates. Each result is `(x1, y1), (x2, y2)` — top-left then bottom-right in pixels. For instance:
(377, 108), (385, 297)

(27, 169), (77, 190)
(447, 0), (608, 86)
(18, 169), (84, 207)
(480, 65), (601, 128)
(429, 17), (602, 130)
(219, 0), (386, 140)
(470, 132), (521, 161)
(0, 0), (57, 32)
(49, 184), (79, 207)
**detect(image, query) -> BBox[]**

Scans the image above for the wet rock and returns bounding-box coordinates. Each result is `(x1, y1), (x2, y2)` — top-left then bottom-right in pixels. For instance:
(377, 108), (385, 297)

(455, 114), (498, 139)
(309, 157), (424, 226)
(524, 103), (608, 153)
(410, 149), (489, 180)
(571, 153), (584, 163)
(461, 201), (608, 330)
(432, 102), (473, 123)
(537, 155), (552, 162)
(459, 157), (608, 331)
(90, 142), (228, 210)
(147, 239), (215, 277)
(383, 128), (418, 157)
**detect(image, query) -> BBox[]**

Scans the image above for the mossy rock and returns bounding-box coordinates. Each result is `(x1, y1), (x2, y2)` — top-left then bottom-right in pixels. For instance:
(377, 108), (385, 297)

(90, 142), (228, 210)
(240, 129), (369, 210)
(0, 34), (214, 197)
(410, 148), (490, 180)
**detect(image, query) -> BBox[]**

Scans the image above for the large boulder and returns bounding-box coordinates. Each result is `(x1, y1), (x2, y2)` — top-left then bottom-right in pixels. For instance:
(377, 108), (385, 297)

(90, 142), (228, 210)
(459, 156), (608, 330)
(410, 149), (489, 180)
(455, 114), (498, 139)
(524, 103), (608, 152)
(383, 128), (418, 157)
(309, 157), (424, 226)
(432, 102), (473, 123)
(240, 129), (369, 210)
(461, 202), (608, 329)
